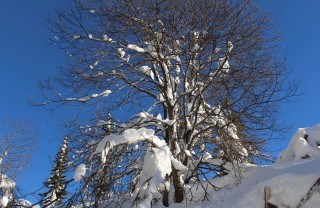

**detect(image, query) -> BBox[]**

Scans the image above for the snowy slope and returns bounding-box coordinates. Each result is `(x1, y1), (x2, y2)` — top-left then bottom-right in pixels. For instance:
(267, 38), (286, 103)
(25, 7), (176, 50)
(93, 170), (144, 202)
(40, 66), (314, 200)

(167, 125), (320, 208)
(214, 158), (320, 208)
(162, 158), (319, 208)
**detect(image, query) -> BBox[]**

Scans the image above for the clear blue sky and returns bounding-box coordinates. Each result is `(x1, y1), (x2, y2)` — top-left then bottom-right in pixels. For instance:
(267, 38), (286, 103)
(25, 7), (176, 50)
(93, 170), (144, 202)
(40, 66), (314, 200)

(1, 0), (320, 203)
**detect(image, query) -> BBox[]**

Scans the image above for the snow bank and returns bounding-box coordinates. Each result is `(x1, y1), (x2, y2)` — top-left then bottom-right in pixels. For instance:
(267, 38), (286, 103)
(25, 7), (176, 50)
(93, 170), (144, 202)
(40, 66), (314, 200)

(166, 157), (320, 208)
(216, 159), (320, 208)
(277, 124), (320, 164)
(158, 124), (320, 208)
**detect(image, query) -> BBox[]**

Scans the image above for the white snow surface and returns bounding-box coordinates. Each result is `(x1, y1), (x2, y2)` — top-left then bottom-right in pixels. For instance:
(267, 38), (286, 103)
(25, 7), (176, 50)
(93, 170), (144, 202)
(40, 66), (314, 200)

(0, 195), (8, 207)
(277, 124), (320, 164)
(171, 124), (320, 208)
(175, 157), (320, 208)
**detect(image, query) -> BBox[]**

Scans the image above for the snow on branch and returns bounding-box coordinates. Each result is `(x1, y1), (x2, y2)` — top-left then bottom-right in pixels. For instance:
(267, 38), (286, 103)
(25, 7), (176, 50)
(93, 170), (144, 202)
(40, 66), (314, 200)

(0, 174), (15, 207)
(127, 112), (175, 130)
(127, 44), (147, 53)
(64, 90), (112, 102)
(92, 128), (186, 207)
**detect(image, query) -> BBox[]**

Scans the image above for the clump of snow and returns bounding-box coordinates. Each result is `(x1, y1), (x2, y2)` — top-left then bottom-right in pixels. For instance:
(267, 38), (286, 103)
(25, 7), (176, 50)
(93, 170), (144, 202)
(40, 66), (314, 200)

(127, 44), (146, 53)
(218, 57), (230, 73)
(117, 48), (125, 58)
(16, 199), (33, 207)
(139, 66), (154, 80)
(134, 146), (172, 208)
(0, 195), (8, 207)
(73, 164), (86, 181)
(73, 34), (81, 39)
(227, 41), (233, 52)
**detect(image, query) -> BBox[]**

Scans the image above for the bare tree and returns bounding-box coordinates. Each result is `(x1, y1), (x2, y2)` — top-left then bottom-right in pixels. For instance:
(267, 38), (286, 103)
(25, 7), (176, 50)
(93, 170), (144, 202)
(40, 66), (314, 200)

(0, 118), (36, 179)
(0, 118), (36, 207)
(38, 0), (297, 207)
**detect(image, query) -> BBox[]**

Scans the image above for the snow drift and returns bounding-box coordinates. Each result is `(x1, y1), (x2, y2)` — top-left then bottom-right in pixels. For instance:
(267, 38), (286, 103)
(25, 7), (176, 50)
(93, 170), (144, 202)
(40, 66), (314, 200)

(193, 124), (320, 208)
(277, 124), (320, 164)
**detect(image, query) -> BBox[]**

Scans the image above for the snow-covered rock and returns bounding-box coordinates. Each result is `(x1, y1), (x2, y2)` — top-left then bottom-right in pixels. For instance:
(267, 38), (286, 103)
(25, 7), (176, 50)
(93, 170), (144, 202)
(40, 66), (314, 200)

(277, 124), (320, 164)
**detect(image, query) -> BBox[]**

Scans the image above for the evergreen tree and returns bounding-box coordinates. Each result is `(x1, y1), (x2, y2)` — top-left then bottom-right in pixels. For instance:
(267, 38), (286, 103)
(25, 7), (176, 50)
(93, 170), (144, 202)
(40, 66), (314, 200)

(40, 137), (69, 207)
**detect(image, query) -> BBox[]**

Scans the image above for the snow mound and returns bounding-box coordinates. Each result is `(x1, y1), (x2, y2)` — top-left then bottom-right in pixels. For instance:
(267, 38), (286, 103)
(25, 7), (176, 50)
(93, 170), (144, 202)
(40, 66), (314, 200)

(221, 158), (320, 208)
(277, 124), (320, 164)
(169, 157), (320, 208)
(164, 125), (320, 208)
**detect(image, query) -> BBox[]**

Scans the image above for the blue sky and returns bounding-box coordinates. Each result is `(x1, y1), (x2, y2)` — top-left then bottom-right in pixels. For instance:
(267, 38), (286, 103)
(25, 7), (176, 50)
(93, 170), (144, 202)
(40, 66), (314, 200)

(1, 0), (320, 203)
(0, 0), (67, 201)
(257, 0), (320, 148)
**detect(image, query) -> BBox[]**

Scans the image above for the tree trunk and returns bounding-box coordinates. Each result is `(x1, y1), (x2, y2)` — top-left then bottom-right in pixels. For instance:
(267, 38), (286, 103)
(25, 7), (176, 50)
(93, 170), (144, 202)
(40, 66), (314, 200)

(162, 174), (170, 207)
(172, 166), (184, 203)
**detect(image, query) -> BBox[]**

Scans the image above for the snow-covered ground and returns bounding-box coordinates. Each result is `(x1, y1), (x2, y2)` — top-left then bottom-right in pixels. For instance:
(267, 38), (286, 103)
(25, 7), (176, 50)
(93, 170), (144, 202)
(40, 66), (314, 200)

(195, 157), (320, 208)
(160, 125), (320, 208)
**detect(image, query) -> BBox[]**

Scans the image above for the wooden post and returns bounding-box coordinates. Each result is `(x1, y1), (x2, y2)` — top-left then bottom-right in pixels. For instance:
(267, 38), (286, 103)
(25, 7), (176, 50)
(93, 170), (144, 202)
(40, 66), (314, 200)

(264, 187), (271, 208)
(264, 187), (278, 208)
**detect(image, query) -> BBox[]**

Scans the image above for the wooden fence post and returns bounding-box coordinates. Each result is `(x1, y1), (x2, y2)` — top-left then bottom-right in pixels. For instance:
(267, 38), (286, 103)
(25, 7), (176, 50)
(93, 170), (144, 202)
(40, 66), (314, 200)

(264, 187), (277, 208)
